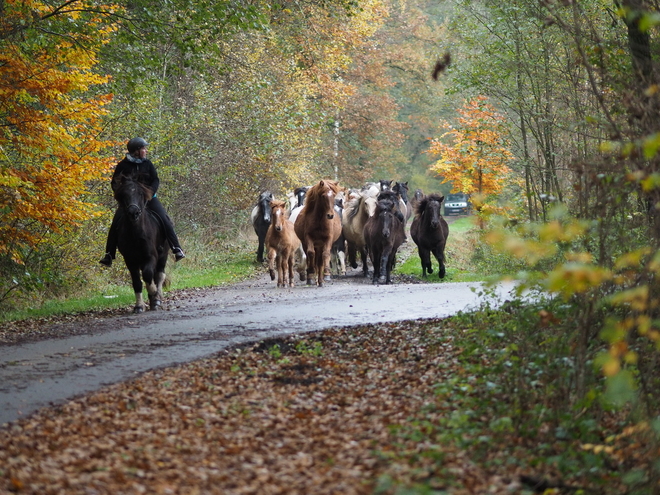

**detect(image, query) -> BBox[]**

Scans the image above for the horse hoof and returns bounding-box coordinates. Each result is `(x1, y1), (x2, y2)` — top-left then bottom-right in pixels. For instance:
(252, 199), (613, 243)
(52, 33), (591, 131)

(133, 306), (145, 314)
(324, 275), (332, 282)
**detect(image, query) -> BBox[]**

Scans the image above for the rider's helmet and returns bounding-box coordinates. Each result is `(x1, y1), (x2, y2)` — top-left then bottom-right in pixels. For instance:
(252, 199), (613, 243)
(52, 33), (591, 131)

(127, 137), (148, 154)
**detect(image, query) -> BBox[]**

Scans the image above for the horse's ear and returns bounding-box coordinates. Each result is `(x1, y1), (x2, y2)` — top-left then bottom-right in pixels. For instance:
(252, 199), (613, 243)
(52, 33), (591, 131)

(111, 174), (124, 194)
(439, 196), (445, 203)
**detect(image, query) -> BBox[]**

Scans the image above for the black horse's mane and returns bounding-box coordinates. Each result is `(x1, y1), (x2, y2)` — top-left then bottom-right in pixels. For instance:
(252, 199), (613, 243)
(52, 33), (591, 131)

(113, 174), (153, 202)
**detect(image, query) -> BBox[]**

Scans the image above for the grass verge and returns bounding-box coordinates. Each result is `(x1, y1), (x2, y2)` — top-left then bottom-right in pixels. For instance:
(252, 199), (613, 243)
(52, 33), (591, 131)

(1, 235), (262, 323)
(397, 215), (483, 283)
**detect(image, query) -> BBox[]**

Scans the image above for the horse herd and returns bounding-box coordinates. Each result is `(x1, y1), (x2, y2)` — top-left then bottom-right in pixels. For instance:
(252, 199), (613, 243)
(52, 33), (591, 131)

(251, 179), (449, 288)
(108, 174), (450, 315)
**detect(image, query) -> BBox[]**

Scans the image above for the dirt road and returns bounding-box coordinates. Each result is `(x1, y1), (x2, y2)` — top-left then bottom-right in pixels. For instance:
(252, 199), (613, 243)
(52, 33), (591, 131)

(0, 263), (516, 426)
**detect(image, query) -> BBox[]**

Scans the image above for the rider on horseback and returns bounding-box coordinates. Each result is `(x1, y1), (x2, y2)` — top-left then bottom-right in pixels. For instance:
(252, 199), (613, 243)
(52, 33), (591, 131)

(99, 137), (185, 266)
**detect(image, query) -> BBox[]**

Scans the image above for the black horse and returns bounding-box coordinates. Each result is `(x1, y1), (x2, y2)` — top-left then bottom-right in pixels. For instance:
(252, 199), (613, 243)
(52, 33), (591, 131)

(251, 190), (274, 262)
(113, 174), (169, 313)
(331, 196), (347, 275)
(410, 193), (449, 278)
(293, 186), (310, 209)
(393, 181), (412, 222)
(364, 194), (406, 285)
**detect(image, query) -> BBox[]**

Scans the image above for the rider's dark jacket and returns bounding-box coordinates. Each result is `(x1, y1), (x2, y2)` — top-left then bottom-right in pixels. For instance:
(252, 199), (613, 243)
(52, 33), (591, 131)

(111, 156), (160, 195)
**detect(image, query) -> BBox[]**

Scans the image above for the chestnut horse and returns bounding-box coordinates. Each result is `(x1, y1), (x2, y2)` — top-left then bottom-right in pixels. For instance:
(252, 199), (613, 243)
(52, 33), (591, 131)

(410, 193), (449, 278)
(294, 179), (342, 286)
(265, 200), (304, 287)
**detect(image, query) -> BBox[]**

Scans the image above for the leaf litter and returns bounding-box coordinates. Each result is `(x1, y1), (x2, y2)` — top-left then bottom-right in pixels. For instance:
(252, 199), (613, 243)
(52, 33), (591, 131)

(0, 318), (647, 494)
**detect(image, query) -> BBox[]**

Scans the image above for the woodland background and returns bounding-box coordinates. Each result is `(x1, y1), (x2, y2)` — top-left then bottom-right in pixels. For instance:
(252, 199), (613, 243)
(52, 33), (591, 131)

(3, 0), (660, 468)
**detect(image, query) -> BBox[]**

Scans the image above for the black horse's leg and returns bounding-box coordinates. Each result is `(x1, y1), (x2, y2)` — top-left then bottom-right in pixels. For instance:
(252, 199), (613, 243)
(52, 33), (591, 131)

(257, 236), (265, 263)
(371, 248), (381, 284)
(418, 247), (431, 277)
(433, 246), (446, 279)
(384, 254), (393, 285)
(346, 241), (358, 269)
(360, 246), (369, 277)
(154, 250), (167, 307)
(128, 267), (146, 313)
(142, 263), (160, 310)
(379, 252), (390, 284)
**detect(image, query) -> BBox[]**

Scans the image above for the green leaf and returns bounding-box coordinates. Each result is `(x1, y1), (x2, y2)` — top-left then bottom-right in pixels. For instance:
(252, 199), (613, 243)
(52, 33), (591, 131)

(603, 370), (637, 408)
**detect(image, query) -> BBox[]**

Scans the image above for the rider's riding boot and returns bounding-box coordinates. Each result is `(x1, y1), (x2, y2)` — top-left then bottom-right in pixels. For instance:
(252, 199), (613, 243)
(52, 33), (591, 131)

(173, 247), (186, 261)
(99, 252), (113, 267)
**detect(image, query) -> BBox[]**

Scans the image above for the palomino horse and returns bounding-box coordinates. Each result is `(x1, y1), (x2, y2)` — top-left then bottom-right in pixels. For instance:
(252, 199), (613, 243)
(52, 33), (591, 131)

(410, 193), (449, 278)
(294, 179), (342, 286)
(113, 174), (169, 313)
(342, 187), (378, 276)
(265, 200), (304, 287)
(364, 193), (406, 285)
(251, 190), (274, 262)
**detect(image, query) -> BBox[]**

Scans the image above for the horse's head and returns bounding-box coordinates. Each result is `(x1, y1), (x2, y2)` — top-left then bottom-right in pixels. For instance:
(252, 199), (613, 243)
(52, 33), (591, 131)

(269, 200), (287, 232)
(379, 179), (393, 191)
(393, 181), (409, 204)
(375, 199), (397, 238)
(310, 180), (339, 220)
(420, 194), (444, 229)
(258, 190), (274, 223)
(113, 175), (152, 222)
(294, 186), (310, 209)
(364, 195), (378, 218)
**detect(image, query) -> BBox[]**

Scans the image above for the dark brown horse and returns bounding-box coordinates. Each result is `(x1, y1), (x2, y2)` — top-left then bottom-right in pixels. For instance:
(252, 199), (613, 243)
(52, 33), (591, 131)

(410, 193), (449, 278)
(364, 194), (406, 285)
(294, 179), (342, 286)
(265, 200), (304, 287)
(113, 174), (169, 313)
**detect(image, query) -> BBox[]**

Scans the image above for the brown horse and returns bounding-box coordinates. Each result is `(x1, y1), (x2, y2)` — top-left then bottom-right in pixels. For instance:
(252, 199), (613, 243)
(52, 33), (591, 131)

(294, 179), (342, 286)
(265, 200), (303, 287)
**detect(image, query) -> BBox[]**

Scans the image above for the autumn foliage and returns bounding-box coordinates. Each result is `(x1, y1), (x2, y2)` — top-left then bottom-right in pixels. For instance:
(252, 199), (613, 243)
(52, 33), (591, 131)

(427, 96), (514, 199)
(0, 0), (119, 264)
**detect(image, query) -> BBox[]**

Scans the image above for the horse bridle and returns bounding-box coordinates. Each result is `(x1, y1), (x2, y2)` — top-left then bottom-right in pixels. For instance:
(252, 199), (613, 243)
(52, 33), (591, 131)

(124, 194), (149, 220)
